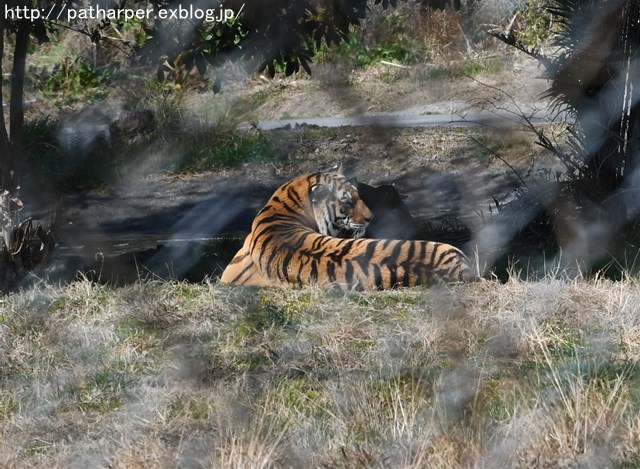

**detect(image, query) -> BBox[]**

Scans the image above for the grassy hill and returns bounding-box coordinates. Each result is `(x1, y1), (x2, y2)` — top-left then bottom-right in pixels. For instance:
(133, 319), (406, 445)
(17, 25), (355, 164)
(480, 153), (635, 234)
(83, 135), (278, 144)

(2, 277), (640, 467)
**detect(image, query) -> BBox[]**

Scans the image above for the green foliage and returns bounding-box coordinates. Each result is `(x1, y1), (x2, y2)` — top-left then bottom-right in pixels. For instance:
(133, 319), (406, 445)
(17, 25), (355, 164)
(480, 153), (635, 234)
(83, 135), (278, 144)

(336, 29), (424, 67)
(512, 0), (557, 48)
(338, 35), (420, 67)
(322, 11), (430, 68)
(36, 58), (117, 103)
(141, 0), (461, 81)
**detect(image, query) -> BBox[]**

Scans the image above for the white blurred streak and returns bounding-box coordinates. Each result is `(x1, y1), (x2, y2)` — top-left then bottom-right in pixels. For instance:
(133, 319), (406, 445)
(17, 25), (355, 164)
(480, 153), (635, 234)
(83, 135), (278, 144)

(58, 107), (112, 154)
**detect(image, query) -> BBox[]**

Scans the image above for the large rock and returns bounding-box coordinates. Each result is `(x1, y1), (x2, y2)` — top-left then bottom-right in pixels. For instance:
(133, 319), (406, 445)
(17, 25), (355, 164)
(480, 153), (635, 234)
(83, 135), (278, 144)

(357, 182), (421, 240)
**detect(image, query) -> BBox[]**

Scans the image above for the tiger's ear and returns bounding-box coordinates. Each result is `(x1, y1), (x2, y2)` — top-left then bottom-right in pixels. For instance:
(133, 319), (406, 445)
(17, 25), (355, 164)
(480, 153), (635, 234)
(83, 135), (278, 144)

(324, 162), (343, 174)
(310, 184), (331, 203)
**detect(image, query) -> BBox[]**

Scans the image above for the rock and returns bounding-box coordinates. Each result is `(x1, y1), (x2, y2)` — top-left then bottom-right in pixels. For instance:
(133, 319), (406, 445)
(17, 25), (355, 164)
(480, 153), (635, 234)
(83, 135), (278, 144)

(357, 182), (421, 239)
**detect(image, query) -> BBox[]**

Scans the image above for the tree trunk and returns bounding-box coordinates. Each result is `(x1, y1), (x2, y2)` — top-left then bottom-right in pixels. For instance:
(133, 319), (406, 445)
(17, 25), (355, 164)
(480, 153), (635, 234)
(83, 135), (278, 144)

(6, 19), (31, 192)
(0, 15), (11, 181)
(577, 0), (640, 199)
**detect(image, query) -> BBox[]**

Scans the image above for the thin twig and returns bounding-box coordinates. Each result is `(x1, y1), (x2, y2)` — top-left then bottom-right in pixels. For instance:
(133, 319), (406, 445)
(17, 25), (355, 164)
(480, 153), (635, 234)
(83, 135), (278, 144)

(465, 76), (582, 174)
(468, 134), (528, 188)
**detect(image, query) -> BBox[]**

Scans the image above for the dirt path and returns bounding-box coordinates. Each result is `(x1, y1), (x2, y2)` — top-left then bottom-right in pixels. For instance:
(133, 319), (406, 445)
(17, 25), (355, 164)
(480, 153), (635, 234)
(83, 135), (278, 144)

(252, 105), (555, 131)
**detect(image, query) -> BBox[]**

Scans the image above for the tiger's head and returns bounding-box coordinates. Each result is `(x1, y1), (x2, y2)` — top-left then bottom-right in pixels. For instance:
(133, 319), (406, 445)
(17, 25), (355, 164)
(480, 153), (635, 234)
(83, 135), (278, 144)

(309, 170), (373, 238)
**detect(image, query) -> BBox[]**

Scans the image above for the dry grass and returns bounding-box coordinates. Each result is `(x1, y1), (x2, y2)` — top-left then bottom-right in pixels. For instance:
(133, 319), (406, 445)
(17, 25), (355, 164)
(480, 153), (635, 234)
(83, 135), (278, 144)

(2, 277), (640, 467)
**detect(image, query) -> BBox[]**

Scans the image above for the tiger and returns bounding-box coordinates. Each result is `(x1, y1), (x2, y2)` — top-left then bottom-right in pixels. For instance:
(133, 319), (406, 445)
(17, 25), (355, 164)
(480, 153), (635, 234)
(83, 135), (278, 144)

(219, 167), (475, 290)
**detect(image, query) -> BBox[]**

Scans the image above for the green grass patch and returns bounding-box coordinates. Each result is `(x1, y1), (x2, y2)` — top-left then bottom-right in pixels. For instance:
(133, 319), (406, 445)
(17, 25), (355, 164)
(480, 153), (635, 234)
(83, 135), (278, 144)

(206, 338), (272, 375)
(540, 318), (585, 360)
(419, 57), (504, 81)
(0, 394), (18, 420)
(336, 34), (424, 68)
(475, 375), (522, 423)
(23, 438), (55, 457)
(348, 291), (422, 310)
(271, 377), (327, 417)
(48, 283), (112, 317)
(62, 369), (130, 414)
(177, 127), (281, 172)
(227, 88), (283, 121)
(244, 299), (290, 331)
(166, 394), (212, 421)
(114, 316), (159, 341)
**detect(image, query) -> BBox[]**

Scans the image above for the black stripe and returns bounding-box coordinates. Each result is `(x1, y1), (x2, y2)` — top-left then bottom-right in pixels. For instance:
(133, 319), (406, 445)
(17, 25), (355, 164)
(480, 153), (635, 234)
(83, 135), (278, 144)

(251, 232), (273, 257)
(429, 243), (438, 267)
(337, 240), (355, 258)
(309, 260), (318, 283)
(311, 236), (327, 251)
(281, 250), (293, 281)
(380, 242), (401, 287)
(281, 200), (303, 215)
(328, 238), (352, 263)
(373, 264), (383, 290)
(261, 236), (280, 276)
(353, 241), (376, 274)
(327, 262), (336, 283)
(406, 242), (415, 261)
(229, 259), (253, 283)
(345, 261), (354, 287)
(388, 265), (397, 288)
(386, 241), (403, 264)
(287, 185), (303, 204)
(414, 241), (427, 280)
(254, 214), (293, 231)
(434, 246), (454, 267)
